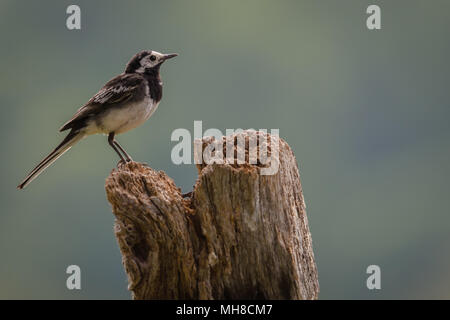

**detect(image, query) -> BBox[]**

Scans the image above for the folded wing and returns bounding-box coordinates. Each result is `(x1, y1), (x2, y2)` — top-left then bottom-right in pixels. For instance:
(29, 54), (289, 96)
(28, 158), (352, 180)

(59, 73), (146, 132)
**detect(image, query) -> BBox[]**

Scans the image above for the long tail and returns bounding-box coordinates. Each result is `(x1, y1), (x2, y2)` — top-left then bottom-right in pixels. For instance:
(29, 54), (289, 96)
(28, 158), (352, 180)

(17, 130), (85, 189)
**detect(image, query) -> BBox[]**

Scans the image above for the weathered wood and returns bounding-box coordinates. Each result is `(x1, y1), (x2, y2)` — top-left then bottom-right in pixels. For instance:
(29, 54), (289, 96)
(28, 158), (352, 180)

(105, 130), (319, 299)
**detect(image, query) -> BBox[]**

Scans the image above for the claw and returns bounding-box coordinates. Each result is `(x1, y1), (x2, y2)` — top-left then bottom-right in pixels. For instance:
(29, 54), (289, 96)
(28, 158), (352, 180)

(117, 159), (127, 167)
(182, 191), (193, 198)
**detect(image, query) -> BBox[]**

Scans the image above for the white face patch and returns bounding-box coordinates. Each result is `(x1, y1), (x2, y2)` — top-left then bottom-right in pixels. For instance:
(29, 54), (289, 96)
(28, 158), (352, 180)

(135, 51), (165, 73)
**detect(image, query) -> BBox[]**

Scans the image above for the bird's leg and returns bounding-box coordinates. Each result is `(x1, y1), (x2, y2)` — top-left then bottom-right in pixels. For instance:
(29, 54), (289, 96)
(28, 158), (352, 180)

(108, 132), (126, 164)
(114, 140), (133, 162)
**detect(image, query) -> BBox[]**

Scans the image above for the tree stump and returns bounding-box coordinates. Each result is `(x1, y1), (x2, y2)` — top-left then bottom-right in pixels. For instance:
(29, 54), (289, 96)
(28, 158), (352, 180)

(105, 130), (319, 299)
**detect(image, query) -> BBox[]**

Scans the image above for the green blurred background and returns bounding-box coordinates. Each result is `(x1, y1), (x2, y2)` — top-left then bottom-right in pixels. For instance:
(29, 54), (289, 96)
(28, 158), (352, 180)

(1, 0), (449, 299)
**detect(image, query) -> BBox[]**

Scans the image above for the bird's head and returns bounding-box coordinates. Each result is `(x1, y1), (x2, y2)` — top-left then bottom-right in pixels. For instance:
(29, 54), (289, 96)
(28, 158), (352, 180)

(125, 50), (178, 74)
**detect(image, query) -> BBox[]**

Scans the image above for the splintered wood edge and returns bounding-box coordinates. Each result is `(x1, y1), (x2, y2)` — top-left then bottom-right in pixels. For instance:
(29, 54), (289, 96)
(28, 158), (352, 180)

(103, 130), (318, 299)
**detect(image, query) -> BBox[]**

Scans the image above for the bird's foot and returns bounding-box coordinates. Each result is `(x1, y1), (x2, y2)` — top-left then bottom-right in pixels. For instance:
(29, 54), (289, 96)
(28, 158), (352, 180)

(117, 159), (127, 167)
(182, 191), (193, 198)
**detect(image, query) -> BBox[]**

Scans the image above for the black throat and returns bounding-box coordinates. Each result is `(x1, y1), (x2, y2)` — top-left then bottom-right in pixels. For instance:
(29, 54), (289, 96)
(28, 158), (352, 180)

(142, 66), (163, 103)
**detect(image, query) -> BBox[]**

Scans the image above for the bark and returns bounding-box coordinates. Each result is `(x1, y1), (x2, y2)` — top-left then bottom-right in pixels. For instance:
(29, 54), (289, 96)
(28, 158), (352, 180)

(105, 130), (319, 299)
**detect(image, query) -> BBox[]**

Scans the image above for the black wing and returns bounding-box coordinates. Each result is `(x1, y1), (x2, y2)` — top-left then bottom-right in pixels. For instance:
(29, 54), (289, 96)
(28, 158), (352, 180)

(59, 73), (146, 132)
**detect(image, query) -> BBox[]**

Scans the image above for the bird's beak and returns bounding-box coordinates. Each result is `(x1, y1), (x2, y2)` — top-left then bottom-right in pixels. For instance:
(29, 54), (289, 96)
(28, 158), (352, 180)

(162, 53), (178, 61)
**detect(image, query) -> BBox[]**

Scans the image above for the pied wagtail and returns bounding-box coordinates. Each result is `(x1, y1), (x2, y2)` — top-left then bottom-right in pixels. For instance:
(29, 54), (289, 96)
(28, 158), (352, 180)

(17, 50), (177, 189)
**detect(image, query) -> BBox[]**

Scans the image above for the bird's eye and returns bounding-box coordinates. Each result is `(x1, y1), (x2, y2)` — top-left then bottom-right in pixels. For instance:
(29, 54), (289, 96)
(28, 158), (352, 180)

(150, 55), (156, 61)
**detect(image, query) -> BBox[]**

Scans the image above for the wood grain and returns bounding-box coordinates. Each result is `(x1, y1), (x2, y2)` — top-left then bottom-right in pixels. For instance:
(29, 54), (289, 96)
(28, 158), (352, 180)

(105, 130), (319, 299)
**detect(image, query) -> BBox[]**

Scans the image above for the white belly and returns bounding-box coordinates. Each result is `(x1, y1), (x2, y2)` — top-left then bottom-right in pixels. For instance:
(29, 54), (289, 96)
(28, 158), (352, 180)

(94, 97), (159, 134)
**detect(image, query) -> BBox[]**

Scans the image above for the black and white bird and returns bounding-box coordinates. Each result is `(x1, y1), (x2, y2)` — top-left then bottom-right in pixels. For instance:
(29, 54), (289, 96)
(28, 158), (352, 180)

(17, 50), (177, 189)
